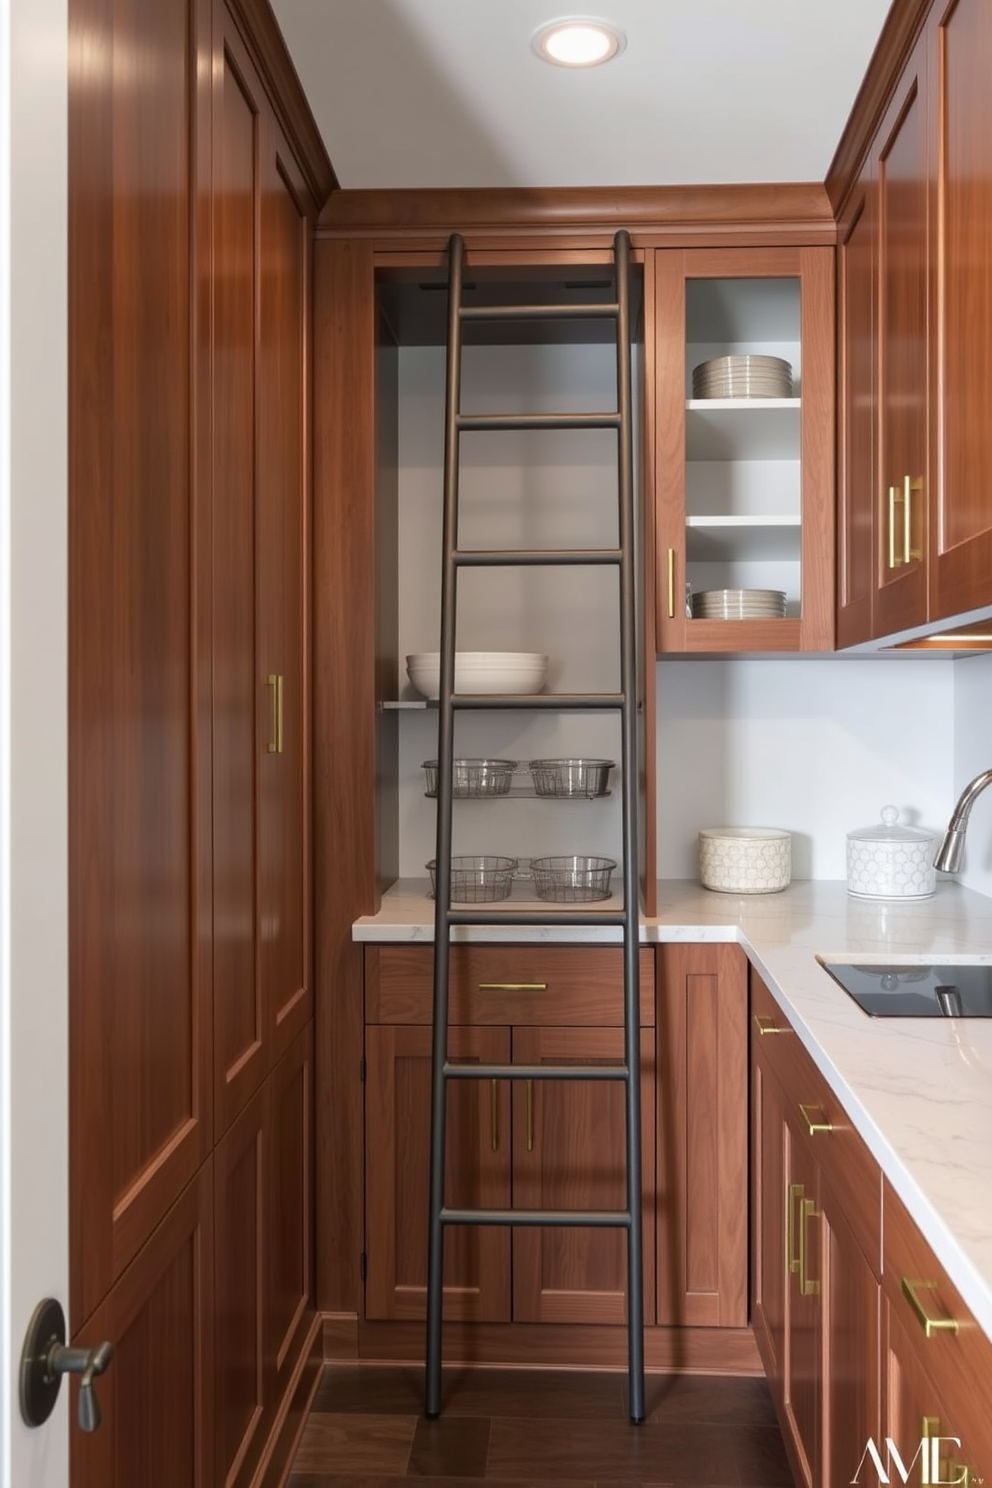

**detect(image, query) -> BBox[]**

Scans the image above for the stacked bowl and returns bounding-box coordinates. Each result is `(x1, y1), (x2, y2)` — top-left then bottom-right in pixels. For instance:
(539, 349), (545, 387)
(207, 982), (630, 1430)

(406, 651), (548, 701)
(691, 588), (787, 620)
(692, 354), (793, 400)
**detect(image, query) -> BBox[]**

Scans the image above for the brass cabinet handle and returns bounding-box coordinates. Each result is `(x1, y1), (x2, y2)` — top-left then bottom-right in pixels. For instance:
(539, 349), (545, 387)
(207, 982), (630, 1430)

(478, 982), (547, 992)
(490, 1079), (499, 1152)
(906, 474), (923, 561)
(902, 1277), (960, 1337)
(753, 1014), (789, 1036)
(787, 1182), (804, 1275)
(799, 1102), (833, 1136)
(888, 485), (898, 569)
(799, 1196), (820, 1296)
(667, 547), (675, 619)
(526, 1078), (534, 1152)
(266, 673), (284, 754)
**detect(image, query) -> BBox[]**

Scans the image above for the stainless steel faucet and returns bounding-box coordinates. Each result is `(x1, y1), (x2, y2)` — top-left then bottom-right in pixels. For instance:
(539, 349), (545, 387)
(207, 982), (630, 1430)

(934, 767), (992, 872)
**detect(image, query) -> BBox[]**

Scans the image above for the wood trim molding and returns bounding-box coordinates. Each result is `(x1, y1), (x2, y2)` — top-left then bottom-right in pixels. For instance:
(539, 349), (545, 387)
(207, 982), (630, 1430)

(317, 182), (837, 246)
(222, 0), (337, 209)
(825, 0), (932, 216)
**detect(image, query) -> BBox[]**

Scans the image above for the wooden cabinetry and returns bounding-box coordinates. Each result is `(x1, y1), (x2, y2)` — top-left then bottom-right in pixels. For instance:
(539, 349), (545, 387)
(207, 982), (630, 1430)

(750, 971), (881, 1488)
(364, 945), (656, 1329)
(67, 0), (330, 1480)
(653, 246), (835, 654)
(836, 0), (992, 644)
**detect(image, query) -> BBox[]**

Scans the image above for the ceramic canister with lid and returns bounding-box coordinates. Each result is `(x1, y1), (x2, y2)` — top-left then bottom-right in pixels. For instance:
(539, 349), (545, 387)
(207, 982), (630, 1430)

(845, 805), (937, 900)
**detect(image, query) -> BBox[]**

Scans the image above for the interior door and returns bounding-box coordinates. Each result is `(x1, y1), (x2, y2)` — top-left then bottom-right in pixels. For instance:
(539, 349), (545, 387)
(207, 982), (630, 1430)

(1, 1), (70, 1485)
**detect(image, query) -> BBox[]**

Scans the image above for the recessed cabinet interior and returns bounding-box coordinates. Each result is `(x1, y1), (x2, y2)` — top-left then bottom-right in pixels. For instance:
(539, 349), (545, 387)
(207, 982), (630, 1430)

(653, 246), (835, 654)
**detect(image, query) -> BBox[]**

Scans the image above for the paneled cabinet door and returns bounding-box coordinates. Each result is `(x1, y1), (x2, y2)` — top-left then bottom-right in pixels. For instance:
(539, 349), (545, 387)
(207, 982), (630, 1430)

(364, 1024), (512, 1322)
(782, 1110), (820, 1488)
(873, 29), (930, 639)
(511, 1026), (656, 1325)
(883, 1304), (972, 1488)
(819, 1176), (880, 1488)
(836, 157), (877, 649)
(212, 4), (313, 1138)
(70, 1165), (215, 1488)
(751, 1045), (788, 1387)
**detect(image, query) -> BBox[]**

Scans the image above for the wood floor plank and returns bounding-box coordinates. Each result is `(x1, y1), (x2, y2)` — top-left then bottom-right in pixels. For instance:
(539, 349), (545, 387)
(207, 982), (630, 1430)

(289, 1412), (416, 1476)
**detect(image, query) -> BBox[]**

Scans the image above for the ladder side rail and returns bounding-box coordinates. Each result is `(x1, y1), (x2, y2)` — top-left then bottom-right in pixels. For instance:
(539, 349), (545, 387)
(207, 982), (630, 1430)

(425, 231), (467, 1419)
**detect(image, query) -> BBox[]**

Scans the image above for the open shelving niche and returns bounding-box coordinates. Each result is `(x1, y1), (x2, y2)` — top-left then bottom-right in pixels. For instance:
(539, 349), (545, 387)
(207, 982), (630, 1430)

(683, 276), (802, 615)
(377, 264), (645, 906)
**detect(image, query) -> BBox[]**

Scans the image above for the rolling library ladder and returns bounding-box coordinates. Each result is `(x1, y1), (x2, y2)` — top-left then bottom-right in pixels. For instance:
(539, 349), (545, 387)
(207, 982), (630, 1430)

(425, 229), (645, 1421)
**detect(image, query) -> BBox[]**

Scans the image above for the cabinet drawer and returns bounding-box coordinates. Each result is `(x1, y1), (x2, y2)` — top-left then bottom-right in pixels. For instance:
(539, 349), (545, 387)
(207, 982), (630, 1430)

(882, 1178), (992, 1478)
(751, 970), (881, 1276)
(366, 944), (655, 1027)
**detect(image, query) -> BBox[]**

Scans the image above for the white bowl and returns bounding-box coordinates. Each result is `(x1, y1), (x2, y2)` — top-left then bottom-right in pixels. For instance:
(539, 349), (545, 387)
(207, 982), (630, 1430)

(406, 651), (548, 700)
(699, 827), (792, 894)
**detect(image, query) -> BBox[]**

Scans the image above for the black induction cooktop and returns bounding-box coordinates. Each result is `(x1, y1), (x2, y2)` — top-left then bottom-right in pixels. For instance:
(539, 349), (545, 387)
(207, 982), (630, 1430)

(820, 961), (992, 1017)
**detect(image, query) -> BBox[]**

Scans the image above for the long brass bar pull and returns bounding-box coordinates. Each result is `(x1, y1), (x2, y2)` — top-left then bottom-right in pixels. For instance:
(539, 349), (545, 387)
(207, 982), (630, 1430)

(902, 1278), (960, 1337)
(799, 1197), (820, 1296)
(526, 1079), (534, 1152)
(906, 475), (923, 561)
(490, 1080), (499, 1152)
(667, 548), (675, 618)
(888, 485), (898, 568)
(478, 983), (547, 992)
(266, 673), (284, 754)
(787, 1182), (804, 1275)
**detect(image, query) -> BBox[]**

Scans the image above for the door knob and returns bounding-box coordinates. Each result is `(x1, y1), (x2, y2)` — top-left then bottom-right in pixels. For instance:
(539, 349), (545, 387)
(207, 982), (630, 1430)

(20, 1297), (113, 1433)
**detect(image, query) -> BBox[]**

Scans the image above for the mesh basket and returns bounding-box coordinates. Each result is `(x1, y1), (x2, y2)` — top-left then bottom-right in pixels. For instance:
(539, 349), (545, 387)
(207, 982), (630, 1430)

(427, 855), (517, 903)
(422, 759), (518, 798)
(530, 855), (616, 903)
(528, 758), (614, 799)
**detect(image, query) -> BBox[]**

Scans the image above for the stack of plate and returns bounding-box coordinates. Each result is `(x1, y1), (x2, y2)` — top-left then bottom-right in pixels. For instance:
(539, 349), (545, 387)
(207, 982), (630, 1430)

(691, 588), (787, 620)
(692, 355), (793, 399)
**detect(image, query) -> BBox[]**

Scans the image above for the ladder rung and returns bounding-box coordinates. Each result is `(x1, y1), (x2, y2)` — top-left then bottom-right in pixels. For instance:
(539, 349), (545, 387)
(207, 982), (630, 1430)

(442, 1207), (632, 1229)
(443, 1062), (630, 1082)
(445, 908), (628, 928)
(454, 547), (622, 568)
(456, 411), (620, 432)
(460, 302), (619, 324)
(450, 692), (625, 710)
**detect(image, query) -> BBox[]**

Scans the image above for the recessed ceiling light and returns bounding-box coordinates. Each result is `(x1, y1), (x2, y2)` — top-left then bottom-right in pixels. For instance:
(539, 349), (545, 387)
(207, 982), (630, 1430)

(533, 18), (626, 68)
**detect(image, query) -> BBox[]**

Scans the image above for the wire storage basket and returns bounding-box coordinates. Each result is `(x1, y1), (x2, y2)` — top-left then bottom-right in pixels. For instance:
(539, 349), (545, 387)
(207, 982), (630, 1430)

(427, 855), (517, 903)
(422, 759), (518, 798)
(528, 758), (615, 799)
(530, 855), (617, 903)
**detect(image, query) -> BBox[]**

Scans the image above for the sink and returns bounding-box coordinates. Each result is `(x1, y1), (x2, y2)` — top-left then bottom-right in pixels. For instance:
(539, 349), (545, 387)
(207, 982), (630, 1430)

(817, 957), (992, 1017)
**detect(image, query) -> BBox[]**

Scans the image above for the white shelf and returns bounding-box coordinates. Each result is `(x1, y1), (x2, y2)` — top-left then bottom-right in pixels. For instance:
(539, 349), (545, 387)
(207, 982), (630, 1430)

(685, 514), (801, 562)
(685, 399), (800, 461)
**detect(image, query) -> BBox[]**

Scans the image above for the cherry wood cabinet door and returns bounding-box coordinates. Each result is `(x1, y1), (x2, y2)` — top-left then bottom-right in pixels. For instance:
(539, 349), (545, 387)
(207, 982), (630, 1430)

(364, 1024), (512, 1322)
(782, 1113), (820, 1488)
(820, 1177), (880, 1488)
(265, 1023), (315, 1410)
(836, 160), (877, 649)
(874, 33), (930, 638)
(70, 1166), (215, 1488)
(750, 1048), (788, 1387)
(68, 0), (213, 1335)
(929, 0), (992, 620)
(656, 943), (747, 1327)
(511, 1026), (656, 1325)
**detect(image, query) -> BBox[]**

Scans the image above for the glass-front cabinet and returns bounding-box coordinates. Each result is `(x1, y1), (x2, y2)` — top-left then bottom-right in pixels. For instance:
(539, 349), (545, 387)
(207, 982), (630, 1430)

(652, 246), (835, 653)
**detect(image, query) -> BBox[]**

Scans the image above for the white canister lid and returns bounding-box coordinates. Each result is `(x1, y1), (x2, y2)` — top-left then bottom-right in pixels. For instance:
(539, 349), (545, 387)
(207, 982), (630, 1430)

(847, 804), (936, 845)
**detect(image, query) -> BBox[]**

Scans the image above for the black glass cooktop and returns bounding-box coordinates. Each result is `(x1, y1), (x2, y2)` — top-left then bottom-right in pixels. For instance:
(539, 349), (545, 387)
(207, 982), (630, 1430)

(820, 961), (992, 1017)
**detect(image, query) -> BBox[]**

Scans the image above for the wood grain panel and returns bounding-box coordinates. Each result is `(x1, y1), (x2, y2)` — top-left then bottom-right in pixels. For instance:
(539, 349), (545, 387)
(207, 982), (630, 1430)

(69, 0), (211, 1329)
(70, 1164), (215, 1488)
(265, 1023), (315, 1399)
(511, 1025), (656, 1326)
(821, 1180), (881, 1488)
(364, 1024), (512, 1322)
(836, 171), (877, 648)
(312, 236), (380, 1314)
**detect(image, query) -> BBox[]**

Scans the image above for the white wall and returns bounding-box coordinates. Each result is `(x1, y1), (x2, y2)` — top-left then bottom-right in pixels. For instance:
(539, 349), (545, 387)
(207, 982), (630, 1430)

(951, 651), (992, 898)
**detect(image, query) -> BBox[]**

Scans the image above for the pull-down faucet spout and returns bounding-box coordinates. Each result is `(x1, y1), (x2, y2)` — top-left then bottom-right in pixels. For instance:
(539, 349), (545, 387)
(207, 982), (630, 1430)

(934, 768), (992, 873)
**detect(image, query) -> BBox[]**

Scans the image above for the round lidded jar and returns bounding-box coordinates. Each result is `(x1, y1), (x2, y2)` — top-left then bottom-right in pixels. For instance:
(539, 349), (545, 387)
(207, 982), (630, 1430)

(846, 805), (937, 900)
(698, 827), (791, 894)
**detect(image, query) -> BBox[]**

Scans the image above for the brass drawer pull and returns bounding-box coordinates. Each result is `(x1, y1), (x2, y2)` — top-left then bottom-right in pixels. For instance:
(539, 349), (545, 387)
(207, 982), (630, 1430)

(478, 982), (547, 992)
(787, 1182), (804, 1275)
(753, 1014), (789, 1036)
(266, 673), (284, 754)
(902, 1277), (960, 1337)
(799, 1196), (820, 1297)
(799, 1102), (832, 1136)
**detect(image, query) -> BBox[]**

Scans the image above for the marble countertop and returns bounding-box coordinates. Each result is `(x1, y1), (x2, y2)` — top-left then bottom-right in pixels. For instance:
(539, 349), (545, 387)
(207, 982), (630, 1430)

(353, 877), (992, 1344)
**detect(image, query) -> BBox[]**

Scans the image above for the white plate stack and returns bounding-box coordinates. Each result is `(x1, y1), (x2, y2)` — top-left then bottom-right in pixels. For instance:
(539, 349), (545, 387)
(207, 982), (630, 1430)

(691, 588), (787, 620)
(692, 355), (793, 399)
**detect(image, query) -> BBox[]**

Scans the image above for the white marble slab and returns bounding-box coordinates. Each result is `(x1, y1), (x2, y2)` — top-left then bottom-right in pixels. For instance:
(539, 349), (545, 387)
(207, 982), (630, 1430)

(354, 876), (992, 1344)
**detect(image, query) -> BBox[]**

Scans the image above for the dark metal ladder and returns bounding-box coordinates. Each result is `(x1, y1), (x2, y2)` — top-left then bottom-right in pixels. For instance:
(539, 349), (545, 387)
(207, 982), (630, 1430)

(425, 228), (643, 1422)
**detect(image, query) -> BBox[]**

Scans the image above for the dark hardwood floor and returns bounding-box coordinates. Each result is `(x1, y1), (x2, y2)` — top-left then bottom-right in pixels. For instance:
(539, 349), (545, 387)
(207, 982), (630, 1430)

(287, 1364), (794, 1487)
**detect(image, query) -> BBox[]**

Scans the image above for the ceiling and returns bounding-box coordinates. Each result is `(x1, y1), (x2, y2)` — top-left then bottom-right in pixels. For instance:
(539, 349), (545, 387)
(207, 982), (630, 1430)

(270, 0), (894, 193)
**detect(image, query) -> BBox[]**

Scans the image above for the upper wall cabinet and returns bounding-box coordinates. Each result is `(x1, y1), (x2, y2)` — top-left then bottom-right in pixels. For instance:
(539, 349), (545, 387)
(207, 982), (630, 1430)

(836, 0), (992, 646)
(652, 246), (835, 655)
